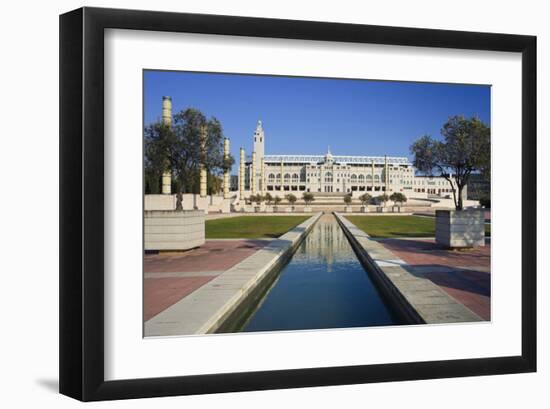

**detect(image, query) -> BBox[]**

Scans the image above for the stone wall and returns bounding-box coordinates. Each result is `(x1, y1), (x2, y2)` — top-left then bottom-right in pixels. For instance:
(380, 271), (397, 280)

(144, 194), (176, 211)
(435, 209), (485, 248)
(144, 194), (232, 214)
(144, 210), (205, 251)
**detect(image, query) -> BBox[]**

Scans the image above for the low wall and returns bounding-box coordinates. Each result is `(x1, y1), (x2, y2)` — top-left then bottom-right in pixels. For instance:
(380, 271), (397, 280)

(144, 194), (176, 211)
(144, 210), (205, 251)
(145, 212), (323, 336)
(144, 194), (231, 214)
(430, 197), (480, 208)
(435, 209), (485, 248)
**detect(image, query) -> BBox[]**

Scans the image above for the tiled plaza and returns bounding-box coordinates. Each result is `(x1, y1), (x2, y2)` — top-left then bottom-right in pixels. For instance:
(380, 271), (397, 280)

(379, 238), (491, 320)
(144, 240), (269, 321)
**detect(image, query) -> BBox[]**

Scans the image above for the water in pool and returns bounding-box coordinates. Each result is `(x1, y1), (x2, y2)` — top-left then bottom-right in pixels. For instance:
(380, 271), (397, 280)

(240, 214), (402, 332)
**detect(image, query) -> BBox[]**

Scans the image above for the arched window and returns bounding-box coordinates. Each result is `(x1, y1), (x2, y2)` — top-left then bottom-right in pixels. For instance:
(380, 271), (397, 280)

(284, 173), (291, 182)
(276, 173), (281, 182)
(374, 175), (380, 182)
(351, 174), (357, 183)
(325, 172), (333, 183)
(366, 174), (372, 182)
(292, 173), (299, 183)
(268, 173), (275, 182)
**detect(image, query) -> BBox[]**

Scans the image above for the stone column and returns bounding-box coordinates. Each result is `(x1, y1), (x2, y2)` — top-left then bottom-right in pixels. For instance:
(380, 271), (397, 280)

(239, 148), (245, 201)
(280, 161), (284, 193)
(384, 155), (389, 193)
(223, 138), (230, 199)
(161, 96), (172, 195)
(199, 125), (207, 198)
(371, 159), (375, 191)
(251, 151), (257, 195)
(260, 158), (265, 195)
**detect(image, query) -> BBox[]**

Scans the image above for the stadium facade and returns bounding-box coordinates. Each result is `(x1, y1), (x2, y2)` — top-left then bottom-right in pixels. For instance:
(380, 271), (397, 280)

(238, 121), (463, 200)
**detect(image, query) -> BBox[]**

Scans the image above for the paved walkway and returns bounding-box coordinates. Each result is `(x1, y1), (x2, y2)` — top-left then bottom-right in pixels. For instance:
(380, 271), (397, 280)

(379, 238), (491, 320)
(336, 213), (482, 324)
(145, 213), (322, 336)
(144, 240), (269, 321)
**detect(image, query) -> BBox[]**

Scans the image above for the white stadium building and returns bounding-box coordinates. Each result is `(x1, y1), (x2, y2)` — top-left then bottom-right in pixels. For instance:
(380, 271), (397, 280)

(238, 120), (464, 201)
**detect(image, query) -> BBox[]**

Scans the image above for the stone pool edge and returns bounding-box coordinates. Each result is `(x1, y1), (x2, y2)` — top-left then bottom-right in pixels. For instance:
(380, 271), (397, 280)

(334, 212), (482, 325)
(145, 212), (323, 336)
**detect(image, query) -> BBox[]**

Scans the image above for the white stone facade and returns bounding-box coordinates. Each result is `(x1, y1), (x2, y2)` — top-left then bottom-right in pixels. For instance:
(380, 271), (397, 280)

(239, 121), (464, 200)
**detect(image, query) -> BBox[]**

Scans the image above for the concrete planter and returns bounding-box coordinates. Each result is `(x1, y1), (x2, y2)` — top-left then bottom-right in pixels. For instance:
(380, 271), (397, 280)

(273, 205), (281, 213)
(144, 210), (205, 251)
(254, 205), (262, 213)
(360, 205), (370, 213)
(303, 206), (312, 212)
(436, 209), (485, 248)
(285, 206), (294, 213)
(264, 206), (274, 213)
(344, 206), (353, 213)
(376, 206), (388, 213)
(391, 205), (401, 213)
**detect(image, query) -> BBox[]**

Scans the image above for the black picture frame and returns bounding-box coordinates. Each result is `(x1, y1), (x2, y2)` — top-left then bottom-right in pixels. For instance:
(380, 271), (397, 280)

(59, 7), (537, 401)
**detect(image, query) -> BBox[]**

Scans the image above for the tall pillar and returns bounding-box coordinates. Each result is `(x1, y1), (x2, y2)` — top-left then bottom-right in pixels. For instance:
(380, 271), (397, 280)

(251, 151), (257, 195)
(280, 161), (284, 193)
(260, 158), (265, 195)
(161, 96), (172, 194)
(199, 125), (207, 198)
(371, 159), (375, 191)
(223, 138), (230, 199)
(239, 148), (245, 201)
(384, 155), (389, 193)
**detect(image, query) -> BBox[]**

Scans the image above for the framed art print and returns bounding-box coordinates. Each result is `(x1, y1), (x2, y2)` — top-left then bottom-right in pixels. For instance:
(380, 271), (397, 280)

(59, 7), (536, 401)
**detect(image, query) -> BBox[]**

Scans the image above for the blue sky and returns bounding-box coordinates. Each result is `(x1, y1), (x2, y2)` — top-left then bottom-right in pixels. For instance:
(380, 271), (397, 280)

(144, 70), (490, 173)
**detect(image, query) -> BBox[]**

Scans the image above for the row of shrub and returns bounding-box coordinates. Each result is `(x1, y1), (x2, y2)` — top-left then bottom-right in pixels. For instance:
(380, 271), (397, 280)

(248, 192), (305, 205)
(353, 192), (407, 206)
(247, 192), (408, 206)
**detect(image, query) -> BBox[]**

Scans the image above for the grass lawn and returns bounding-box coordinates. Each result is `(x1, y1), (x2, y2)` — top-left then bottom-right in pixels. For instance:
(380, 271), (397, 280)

(346, 215), (491, 238)
(205, 215), (310, 239)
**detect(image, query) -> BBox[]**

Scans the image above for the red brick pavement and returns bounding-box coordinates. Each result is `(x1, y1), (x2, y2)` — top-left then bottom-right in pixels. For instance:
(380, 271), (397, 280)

(144, 240), (268, 273)
(381, 238), (491, 320)
(144, 276), (216, 321)
(144, 240), (268, 321)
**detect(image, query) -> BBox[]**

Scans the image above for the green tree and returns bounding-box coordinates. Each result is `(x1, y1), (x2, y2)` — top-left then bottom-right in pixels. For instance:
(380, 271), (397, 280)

(144, 108), (235, 201)
(344, 194), (353, 205)
(285, 194), (297, 206)
(410, 115), (490, 210)
(376, 194), (389, 206)
(144, 122), (174, 194)
(302, 192), (315, 205)
(358, 193), (372, 207)
(273, 196), (282, 206)
(251, 194), (263, 205)
(389, 192), (407, 206)
(264, 192), (273, 205)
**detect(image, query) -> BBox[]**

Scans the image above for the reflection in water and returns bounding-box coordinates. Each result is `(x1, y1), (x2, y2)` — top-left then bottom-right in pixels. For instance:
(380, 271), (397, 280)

(241, 214), (402, 332)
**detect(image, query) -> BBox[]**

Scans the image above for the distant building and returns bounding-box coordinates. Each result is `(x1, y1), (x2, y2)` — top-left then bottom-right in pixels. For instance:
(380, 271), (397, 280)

(230, 175), (239, 191)
(238, 120), (463, 199)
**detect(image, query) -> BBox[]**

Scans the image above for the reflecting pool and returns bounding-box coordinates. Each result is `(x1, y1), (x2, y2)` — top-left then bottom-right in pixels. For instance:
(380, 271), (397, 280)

(240, 214), (402, 332)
